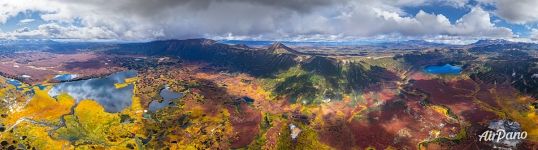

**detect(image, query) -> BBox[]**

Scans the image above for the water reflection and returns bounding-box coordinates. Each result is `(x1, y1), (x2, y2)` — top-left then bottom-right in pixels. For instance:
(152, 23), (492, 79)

(148, 86), (183, 112)
(48, 70), (137, 112)
(53, 74), (78, 81)
(6, 79), (22, 88)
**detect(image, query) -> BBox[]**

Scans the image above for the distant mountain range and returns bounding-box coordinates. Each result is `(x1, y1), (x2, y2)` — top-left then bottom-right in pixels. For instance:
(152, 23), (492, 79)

(220, 39), (538, 50)
(1, 38), (537, 53)
(0, 39), (112, 52)
(470, 39), (515, 46)
(468, 39), (538, 52)
(219, 39), (448, 48)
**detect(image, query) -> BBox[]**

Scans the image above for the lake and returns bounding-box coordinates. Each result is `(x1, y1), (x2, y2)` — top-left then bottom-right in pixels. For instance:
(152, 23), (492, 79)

(48, 70), (137, 112)
(5, 78), (46, 91)
(424, 64), (462, 75)
(6, 79), (22, 88)
(53, 74), (78, 81)
(148, 86), (183, 112)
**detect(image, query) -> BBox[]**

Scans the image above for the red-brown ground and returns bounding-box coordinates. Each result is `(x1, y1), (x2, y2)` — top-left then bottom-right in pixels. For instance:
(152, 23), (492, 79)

(227, 103), (262, 148)
(415, 79), (501, 124)
(0, 52), (124, 83)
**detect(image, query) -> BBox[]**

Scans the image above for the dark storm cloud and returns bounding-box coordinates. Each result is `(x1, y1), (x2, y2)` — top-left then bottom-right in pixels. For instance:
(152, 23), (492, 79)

(0, 0), (517, 41)
(48, 0), (346, 39)
(59, 0), (342, 15)
(227, 0), (341, 13)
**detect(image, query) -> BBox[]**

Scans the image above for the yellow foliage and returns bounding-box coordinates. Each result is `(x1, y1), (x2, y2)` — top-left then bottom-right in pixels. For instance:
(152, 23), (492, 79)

(430, 105), (448, 116)
(4, 88), (74, 126)
(114, 83), (130, 89)
(276, 123), (331, 150)
(124, 77), (138, 84)
(1, 122), (72, 150)
(175, 105), (234, 149)
(493, 92), (538, 142)
(429, 130), (441, 138)
(75, 100), (115, 126)
(429, 105), (457, 120)
(56, 100), (117, 143)
(505, 105), (538, 142)
(114, 77), (137, 89)
(55, 100), (140, 148)
(0, 76), (145, 149)
(365, 146), (376, 150)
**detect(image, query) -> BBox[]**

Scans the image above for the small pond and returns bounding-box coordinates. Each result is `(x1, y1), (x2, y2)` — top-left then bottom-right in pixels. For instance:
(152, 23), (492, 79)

(6, 79), (22, 88)
(148, 86), (183, 112)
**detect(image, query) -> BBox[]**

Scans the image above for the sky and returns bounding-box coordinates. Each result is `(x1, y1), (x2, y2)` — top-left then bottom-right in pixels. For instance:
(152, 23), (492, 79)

(1, 0), (538, 44)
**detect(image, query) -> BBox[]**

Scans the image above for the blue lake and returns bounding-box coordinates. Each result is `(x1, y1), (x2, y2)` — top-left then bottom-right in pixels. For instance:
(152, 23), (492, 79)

(5, 79), (46, 91)
(6, 79), (22, 87)
(53, 74), (78, 81)
(48, 70), (137, 112)
(148, 86), (183, 112)
(424, 64), (462, 75)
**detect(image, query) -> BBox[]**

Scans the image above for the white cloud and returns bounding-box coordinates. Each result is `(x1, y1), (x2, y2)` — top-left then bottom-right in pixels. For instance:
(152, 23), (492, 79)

(18, 19), (35, 25)
(389, 0), (470, 8)
(0, 0), (514, 40)
(324, 3), (511, 38)
(0, 1), (58, 24)
(531, 29), (538, 40)
(478, 0), (538, 24)
(3, 23), (118, 39)
(449, 7), (512, 37)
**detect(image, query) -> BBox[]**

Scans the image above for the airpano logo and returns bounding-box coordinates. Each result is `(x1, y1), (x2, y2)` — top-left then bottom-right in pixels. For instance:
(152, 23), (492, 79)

(480, 120), (526, 149)
(478, 129), (527, 142)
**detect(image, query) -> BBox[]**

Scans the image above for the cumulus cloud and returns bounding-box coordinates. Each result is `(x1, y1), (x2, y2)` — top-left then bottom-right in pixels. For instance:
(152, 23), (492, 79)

(449, 7), (512, 37)
(384, 0), (469, 8)
(0, 0), (514, 40)
(479, 0), (538, 24)
(531, 29), (538, 40)
(2, 23), (119, 39)
(305, 3), (511, 38)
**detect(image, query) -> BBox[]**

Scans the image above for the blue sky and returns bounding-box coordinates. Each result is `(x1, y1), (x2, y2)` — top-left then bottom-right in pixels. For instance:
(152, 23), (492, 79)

(403, 4), (469, 23)
(3, 12), (45, 31)
(1, 0), (538, 44)
(401, 2), (532, 38)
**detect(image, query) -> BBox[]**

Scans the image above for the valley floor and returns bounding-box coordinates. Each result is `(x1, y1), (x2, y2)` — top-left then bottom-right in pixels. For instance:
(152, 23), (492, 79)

(1, 45), (537, 149)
